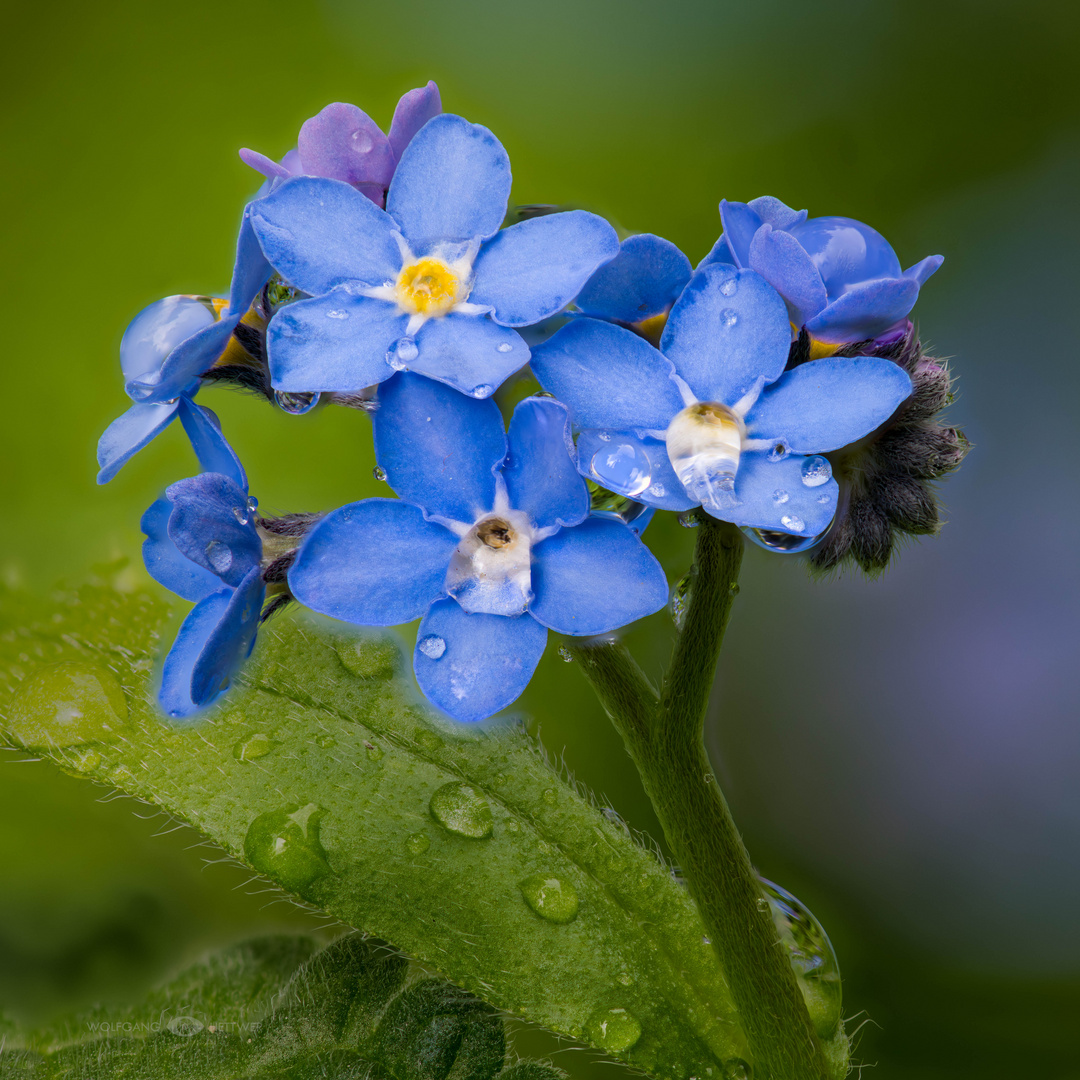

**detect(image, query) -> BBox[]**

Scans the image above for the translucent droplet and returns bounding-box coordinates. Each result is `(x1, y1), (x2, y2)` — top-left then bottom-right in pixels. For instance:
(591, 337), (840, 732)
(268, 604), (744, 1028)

(372, 466), (387, 482)
(519, 875), (579, 923)
(558, 646), (574, 663)
(720, 277), (738, 297)
(780, 514), (805, 532)
(205, 540), (233, 574)
(246, 495), (259, 514)
(406, 831), (431, 855)
(533, 390), (556, 399)
(274, 390), (321, 415)
(262, 277), (305, 314)
(413, 728), (444, 753)
(366, 742), (384, 761)
(767, 442), (788, 462)
(772, 489), (789, 505)
(678, 510), (700, 528)
(388, 337), (418, 370)
(818, 494), (830, 503)
(542, 787), (558, 805)
(351, 129), (374, 153)
(719, 308), (738, 328)
(418, 634), (446, 660)
(590, 443), (651, 498)
(472, 383), (494, 398)
(5, 662), (130, 749)
(648, 482), (666, 498)
(744, 528), (826, 554)
(326, 309), (349, 320)
(760, 878), (842, 1037)
(232, 505), (250, 525)
(497, 342), (514, 353)
(429, 782), (493, 840)
(670, 569), (694, 631)
(586, 1007), (642, 1053)
(722, 1059), (751, 1080)
(597, 430), (612, 442)
(243, 803), (332, 897)
(120, 295), (220, 384)
(666, 402), (743, 511)
(800, 455), (832, 487)
(232, 733), (276, 761)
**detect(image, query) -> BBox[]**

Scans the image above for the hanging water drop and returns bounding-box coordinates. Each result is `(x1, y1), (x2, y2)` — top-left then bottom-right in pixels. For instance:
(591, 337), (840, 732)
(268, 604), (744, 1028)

(387, 337), (418, 370)
(472, 383), (494, 398)
(418, 634), (446, 660)
(205, 540), (233, 574)
(678, 510), (700, 528)
(744, 528), (827, 554)
(589, 443), (652, 498)
(428, 782), (493, 839)
(666, 402), (743, 511)
(558, 646), (574, 663)
(232, 505), (249, 525)
(274, 390), (321, 415)
(243, 803), (332, 896)
(800, 455), (831, 487)
(586, 1007), (642, 1053)
(246, 495), (259, 515)
(669, 569), (694, 631)
(373, 466), (387, 482)
(519, 875), (580, 923)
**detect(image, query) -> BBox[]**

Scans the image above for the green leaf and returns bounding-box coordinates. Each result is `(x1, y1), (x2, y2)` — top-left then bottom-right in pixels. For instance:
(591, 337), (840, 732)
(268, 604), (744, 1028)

(0, 579), (847, 1077)
(0, 933), (568, 1080)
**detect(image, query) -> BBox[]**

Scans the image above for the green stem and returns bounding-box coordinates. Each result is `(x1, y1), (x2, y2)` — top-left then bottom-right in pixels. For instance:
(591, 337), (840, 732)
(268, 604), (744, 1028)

(569, 517), (831, 1080)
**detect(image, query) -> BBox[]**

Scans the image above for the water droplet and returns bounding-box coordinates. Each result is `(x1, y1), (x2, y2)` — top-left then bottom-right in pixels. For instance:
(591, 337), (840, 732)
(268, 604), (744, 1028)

(262, 277), (304, 314)
(351, 129), (374, 153)
(5, 662), (130, 749)
(745, 525), (830, 554)
(719, 308), (738, 328)
(405, 831), (431, 855)
(413, 729), (444, 753)
(372, 466), (387, 482)
(768, 442), (788, 461)
(596, 430), (612, 442)
(205, 540), (233, 574)
(497, 342), (513, 353)
(232, 505), (250, 525)
(519, 875), (580, 923)
(818, 494), (830, 503)
(533, 390), (556, 399)
(722, 1059), (751, 1080)
(365, 742), (384, 761)
(678, 510), (700, 528)
(759, 878), (842, 1037)
(720, 277), (738, 297)
(472, 383), (494, 398)
(670, 569), (694, 631)
(541, 787), (558, 805)
(387, 337), (418, 370)
(558, 646), (574, 663)
(666, 403), (743, 511)
(648, 482), (666, 498)
(729, 582), (740, 597)
(315, 734), (336, 749)
(800, 455), (832, 487)
(617, 972), (634, 987)
(586, 1007), (642, 1053)
(590, 443), (651, 498)
(326, 309), (349, 320)
(274, 390), (321, 415)
(780, 514), (805, 532)
(429, 782), (493, 840)
(418, 634), (446, 659)
(772, 489), (789, 505)
(243, 803), (332, 896)
(232, 733), (276, 761)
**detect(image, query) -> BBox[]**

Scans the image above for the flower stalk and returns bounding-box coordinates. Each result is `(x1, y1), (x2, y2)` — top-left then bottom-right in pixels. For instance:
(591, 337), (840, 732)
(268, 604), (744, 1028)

(569, 517), (832, 1080)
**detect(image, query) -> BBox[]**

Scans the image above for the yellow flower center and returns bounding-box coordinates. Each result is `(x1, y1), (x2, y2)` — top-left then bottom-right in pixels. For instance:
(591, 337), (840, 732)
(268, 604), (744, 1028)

(395, 258), (461, 316)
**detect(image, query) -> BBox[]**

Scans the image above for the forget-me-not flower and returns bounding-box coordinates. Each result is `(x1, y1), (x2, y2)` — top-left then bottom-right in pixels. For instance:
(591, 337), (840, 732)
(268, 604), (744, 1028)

(699, 196), (943, 353)
(531, 263), (914, 542)
(240, 82), (442, 208)
(287, 373), (668, 722)
(249, 114), (620, 400)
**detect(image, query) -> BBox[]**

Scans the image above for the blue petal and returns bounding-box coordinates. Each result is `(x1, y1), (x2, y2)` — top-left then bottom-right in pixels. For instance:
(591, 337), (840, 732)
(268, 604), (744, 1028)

(469, 211), (620, 326)
(177, 399), (247, 490)
(718, 200), (764, 267)
(575, 429), (695, 511)
(189, 565), (264, 708)
(96, 401), (180, 485)
(229, 206), (272, 318)
(787, 216), (902, 295)
(530, 319), (685, 431)
(747, 196), (806, 231)
(373, 373), (505, 524)
(660, 265), (791, 406)
(503, 397), (589, 530)
(530, 517), (668, 636)
(804, 277), (919, 343)
(574, 233), (692, 323)
(413, 598), (548, 723)
(721, 450), (838, 534)
(747, 224), (828, 327)
(166, 472), (261, 587)
(249, 176), (401, 295)
(407, 313), (527, 397)
(120, 296), (217, 385)
(696, 235), (736, 272)
(745, 357), (913, 453)
(141, 496), (222, 603)
(288, 498), (457, 626)
(903, 254), (944, 286)
(386, 114), (511, 247)
(128, 316), (237, 404)
(266, 289), (405, 392)
(159, 588), (234, 719)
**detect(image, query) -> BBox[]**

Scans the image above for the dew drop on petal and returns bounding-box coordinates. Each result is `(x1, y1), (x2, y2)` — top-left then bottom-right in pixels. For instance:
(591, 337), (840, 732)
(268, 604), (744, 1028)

(678, 510), (700, 528)
(243, 803), (332, 897)
(429, 782), (494, 840)
(744, 527), (827, 554)
(773, 489), (790, 505)
(418, 634), (446, 660)
(351, 129), (374, 154)
(274, 390), (321, 415)
(246, 495), (259, 514)
(648, 482), (666, 498)
(472, 383), (494, 398)
(666, 403), (743, 511)
(205, 540), (233, 574)
(388, 337), (418, 370)
(720, 277), (738, 297)
(325, 309), (349, 320)
(780, 514), (805, 532)
(232, 506), (249, 525)
(596, 430), (612, 442)
(586, 1007), (642, 1053)
(519, 874), (580, 923)
(800, 455), (832, 487)
(768, 442), (788, 462)
(719, 308), (738, 328)
(590, 443), (652, 499)
(497, 342), (514, 353)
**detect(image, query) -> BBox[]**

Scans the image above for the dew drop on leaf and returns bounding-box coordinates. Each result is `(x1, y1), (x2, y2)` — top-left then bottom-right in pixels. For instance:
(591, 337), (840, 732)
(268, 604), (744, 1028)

(243, 803), (332, 895)
(232, 733), (276, 761)
(586, 1006), (642, 1053)
(723, 1059), (752, 1080)
(428, 781), (493, 840)
(405, 831), (431, 855)
(519, 875), (579, 923)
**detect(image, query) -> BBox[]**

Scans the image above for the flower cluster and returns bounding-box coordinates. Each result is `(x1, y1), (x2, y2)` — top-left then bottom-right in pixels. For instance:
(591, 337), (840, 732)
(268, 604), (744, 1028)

(101, 85), (964, 721)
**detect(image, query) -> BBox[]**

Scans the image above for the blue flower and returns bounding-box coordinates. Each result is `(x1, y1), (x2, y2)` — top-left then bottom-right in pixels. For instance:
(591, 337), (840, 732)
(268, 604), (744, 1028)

(531, 264), (914, 542)
(96, 212), (271, 483)
(248, 114), (620, 401)
(240, 82), (442, 208)
(141, 422), (264, 718)
(287, 373), (668, 722)
(699, 196), (943, 353)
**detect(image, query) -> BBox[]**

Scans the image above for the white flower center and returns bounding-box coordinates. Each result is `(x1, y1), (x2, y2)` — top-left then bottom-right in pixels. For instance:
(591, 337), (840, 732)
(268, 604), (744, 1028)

(445, 510), (534, 616)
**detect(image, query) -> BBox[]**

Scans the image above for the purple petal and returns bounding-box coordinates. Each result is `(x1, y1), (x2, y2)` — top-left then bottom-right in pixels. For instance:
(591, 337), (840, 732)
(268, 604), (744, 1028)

(239, 148), (292, 181)
(297, 102), (396, 188)
(388, 81), (442, 162)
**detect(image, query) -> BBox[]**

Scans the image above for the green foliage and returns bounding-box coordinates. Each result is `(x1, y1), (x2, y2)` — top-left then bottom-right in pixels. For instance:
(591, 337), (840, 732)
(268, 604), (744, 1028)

(0, 578), (778, 1078)
(0, 933), (567, 1080)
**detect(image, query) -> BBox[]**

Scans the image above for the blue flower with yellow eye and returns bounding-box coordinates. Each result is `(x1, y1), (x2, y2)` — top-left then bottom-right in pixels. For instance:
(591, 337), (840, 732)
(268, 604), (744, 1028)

(531, 263), (913, 543)
(248, 114), (620, 401)
(287, 373), (668, 723)
(699, 196), (943, 354)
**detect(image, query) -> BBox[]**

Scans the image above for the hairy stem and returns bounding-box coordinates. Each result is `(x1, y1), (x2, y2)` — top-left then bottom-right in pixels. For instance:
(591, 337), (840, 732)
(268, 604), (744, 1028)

(569, 517), (831, 1080)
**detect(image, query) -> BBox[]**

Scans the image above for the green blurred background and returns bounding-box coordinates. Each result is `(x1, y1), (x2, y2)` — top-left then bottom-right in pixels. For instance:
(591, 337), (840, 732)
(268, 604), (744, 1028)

(2, 0), (1079, 1075)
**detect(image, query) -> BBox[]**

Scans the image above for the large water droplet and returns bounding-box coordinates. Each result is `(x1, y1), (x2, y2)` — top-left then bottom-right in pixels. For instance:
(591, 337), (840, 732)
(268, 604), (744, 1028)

(586, 1007), (642, 1053)
(243, 803), (332, 896)
(232, 733), (276, 761)
(744, 528), (824, 554)
(760, 877), (842, 1037)
(232, 505), (250, 525)
(780, 514), (805, 532)
(670, 569), (694, 631)
(274, 390), (321, 415)
(800, 455), (832, 487)
(205, 540), (233, 574)
(351, 129), (374, 154)
(388, 337), (419, 370)
(5, 662), (130, 750)
(519, 875), (580, 923)
(590, 443), (651, 498)
(418, 634), (446, 660)
(405, 831), (431, 855)
(666, 403), (743, 511)
(429, 782), (493, 840)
